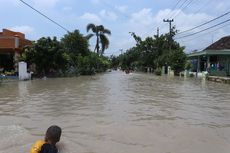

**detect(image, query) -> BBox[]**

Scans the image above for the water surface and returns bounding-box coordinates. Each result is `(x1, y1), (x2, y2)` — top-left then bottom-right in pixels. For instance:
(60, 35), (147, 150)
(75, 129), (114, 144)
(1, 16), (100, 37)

(0, 71), (230, 153)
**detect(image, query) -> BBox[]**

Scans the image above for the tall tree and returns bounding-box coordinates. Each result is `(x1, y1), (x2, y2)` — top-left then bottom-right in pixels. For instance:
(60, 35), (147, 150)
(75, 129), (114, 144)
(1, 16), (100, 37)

(61, 30), (89, 56)
(21, 37), (69, 76)
(86, 23), (111, 56)
(117, 28), (186, 74)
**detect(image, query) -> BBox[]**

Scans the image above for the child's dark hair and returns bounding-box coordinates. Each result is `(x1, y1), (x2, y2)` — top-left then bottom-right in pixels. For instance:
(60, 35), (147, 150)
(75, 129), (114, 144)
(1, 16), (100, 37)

(46, 125), (62, 143)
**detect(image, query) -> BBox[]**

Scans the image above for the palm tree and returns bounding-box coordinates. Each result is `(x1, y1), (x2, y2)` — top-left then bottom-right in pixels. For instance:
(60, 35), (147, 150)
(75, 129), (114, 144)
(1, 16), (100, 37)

(86, 23), (111, 56)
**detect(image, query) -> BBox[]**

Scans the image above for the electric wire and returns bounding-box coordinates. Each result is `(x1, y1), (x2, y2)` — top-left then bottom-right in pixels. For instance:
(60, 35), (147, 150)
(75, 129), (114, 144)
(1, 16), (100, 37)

(153, 0), (193, 36)
(19, 0), (69, 32)
(178, 22), (230, 43)
(171, 0), (184, 12)
(193, 0), (212, 14)
(175, 0), (212, 31)
(175, 18), (230, 39)
(169, 0), (190, 19)
(165, 0), (183, 17)
(144, 0), (184, 37)
(177, 10), (230, 35)
(171, 0), (194, 19)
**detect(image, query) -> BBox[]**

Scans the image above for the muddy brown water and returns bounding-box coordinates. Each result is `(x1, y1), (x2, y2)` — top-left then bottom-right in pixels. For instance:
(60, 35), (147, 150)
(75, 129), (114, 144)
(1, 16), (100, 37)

(0, 71), (230, 153)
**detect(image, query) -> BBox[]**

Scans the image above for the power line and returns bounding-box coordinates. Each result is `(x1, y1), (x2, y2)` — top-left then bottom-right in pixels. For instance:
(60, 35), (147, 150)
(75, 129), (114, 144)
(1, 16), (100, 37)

(143, 0), (184, 37)
(177, 11), (230, 35)
(178, 22), (230, 43)
(169, 0), (190, 18)
(19, 0), (69, 32)
(157, 0), (182, 31)
(175, 0), (212, 30)
(175, 18), (230, 39)
(171, 0), (194, 18)
(160, 0), (191, 34)
(165, 0), (183, 18)
(193, 0), (212, 14)
(171, 0), (184, 12)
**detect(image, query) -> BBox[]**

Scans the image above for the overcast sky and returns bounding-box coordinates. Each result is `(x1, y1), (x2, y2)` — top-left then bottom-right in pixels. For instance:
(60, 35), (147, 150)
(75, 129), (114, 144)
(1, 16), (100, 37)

(0, 0), (230, 55)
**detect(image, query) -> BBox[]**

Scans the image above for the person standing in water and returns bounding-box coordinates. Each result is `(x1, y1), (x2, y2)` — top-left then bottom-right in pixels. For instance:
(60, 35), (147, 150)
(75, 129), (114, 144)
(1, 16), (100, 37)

(30, 125), (62, 153)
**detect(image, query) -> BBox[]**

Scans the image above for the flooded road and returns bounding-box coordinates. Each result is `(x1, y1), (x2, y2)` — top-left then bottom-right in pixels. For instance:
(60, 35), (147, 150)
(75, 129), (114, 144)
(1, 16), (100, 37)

(0, 71), (230, 153)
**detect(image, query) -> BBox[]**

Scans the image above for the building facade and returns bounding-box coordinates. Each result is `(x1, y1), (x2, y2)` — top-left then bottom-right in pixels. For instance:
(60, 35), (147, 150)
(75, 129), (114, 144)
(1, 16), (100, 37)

(188, 36), (230, 77)
(0, 29), (32, 73)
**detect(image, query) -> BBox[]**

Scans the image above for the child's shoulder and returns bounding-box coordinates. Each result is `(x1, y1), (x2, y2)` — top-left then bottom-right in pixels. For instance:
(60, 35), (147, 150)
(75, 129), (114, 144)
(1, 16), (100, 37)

(29, 140), (46, 153)
(41, 143), (58, 153)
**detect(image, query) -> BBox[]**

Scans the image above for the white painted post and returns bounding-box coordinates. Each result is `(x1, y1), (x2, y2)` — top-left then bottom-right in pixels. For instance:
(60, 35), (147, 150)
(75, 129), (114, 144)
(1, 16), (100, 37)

(18, 62), (31, 80)
(168, 66), (171, 75)
(161, 66), (165, 75)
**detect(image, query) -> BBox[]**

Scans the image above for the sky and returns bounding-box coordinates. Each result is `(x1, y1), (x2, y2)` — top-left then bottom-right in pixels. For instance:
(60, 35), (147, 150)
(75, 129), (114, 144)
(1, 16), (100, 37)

(0, 0), (230, 56)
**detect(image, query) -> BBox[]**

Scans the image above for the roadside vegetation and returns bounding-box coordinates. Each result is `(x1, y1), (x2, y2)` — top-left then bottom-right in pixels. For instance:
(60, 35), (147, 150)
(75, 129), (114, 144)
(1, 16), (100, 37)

(110, 28), (187, 75)
(19, 24), (187, 77)
(20, 26), (111, 77)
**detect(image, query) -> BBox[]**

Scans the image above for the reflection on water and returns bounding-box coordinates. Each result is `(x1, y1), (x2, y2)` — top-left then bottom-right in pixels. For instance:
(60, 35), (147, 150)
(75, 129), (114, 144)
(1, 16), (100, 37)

(0, 71), (230, 153)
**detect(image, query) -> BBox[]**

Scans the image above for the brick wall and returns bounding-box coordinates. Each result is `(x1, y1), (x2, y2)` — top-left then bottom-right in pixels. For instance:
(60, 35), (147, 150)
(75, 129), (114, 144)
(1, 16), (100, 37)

(0, 29), (32, 53)
(0, 37), (16, 49)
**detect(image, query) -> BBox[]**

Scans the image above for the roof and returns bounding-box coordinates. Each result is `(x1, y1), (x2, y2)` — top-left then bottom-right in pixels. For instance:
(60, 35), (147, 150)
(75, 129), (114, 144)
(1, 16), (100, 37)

(0, 29), (32, 53)
(0, 29), (25, 39)
(188, 49), (230, 58)
(205, 36), (230, 50)
(188, 36), (230, 58)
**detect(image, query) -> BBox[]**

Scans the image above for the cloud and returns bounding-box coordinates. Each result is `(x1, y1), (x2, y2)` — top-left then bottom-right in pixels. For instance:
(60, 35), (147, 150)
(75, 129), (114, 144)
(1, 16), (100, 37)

(10, 26), (34, 35)
(129, 8), (154, 27)
(154, 9), (172, 24)
(80, 13), (101, 23)
(115, 5), (128, 13)
(153, 9), (230, 52)
(126, 8), (155, 37)
(123, 8), (230, 53)
(151, 9), (215, 35)
(112, 37), (135, 55)
(174, 12), (212, 32)
(99, 10), (118, 21)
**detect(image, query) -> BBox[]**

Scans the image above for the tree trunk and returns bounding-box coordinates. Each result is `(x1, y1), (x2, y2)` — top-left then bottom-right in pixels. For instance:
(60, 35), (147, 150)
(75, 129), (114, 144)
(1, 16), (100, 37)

(95, 33), (100, 54)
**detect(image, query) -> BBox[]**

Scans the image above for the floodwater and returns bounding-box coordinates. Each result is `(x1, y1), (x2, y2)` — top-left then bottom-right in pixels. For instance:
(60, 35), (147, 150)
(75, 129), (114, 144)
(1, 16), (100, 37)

(0, 71), (230, 153)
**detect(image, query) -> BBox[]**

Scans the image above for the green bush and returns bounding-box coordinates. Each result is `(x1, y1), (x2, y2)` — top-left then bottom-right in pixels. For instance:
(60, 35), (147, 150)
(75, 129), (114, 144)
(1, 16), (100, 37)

(154, 68), (161, 75)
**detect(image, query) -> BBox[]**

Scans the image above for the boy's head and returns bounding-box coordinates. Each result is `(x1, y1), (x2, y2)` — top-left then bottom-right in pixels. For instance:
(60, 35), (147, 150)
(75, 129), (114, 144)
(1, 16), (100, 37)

(45, 125), (62, 144)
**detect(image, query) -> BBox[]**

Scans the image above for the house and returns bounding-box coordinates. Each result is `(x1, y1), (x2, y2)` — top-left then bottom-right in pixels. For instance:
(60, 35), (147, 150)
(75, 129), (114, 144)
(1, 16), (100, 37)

(0, 29), (32, 73)
(188, 36), (230, 77)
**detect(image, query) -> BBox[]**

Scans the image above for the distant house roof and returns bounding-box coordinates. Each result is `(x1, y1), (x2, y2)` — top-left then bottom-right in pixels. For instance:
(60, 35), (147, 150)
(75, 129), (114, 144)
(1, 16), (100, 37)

(0, 29), (25, 39)
(205, 36), (230, 50)
(188, 36), (230, 57)
(0, 29), (32, 53)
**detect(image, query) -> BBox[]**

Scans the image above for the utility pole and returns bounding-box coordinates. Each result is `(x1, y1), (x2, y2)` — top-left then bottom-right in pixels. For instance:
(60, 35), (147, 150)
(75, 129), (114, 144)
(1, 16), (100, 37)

(163, 19), (174, 51)
(157, 27), (159, 38)
(120, 49), (123, 55)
